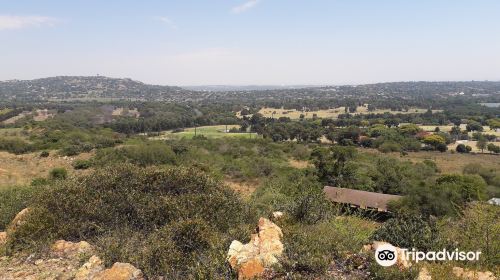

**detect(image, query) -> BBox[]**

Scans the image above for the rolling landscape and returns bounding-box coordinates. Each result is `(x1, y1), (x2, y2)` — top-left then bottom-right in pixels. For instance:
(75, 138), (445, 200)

(1, 1), (500, 279)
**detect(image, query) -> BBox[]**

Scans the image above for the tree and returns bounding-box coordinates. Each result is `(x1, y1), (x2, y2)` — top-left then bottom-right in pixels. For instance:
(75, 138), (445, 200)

(466, 121), (483, 132)
(487, 118), (500, 130)
(311, 146), (358, 188)
(456, 144), (468, 153)
(422, 134), (446, 150)
(477, 138), (487, 153)
(487, 143), (500, 153)
(436, 143), (448, 152)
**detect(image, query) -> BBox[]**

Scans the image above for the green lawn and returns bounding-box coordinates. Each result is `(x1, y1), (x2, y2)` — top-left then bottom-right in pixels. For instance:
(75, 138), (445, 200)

(151, 125), (260, 140)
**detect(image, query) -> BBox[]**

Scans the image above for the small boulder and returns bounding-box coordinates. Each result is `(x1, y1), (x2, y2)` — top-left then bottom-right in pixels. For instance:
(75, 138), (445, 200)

(74, 255), (105, 280)
(0, 231), (6, 245)
(51, 240), (93, 258)
(271, 211), (284, 220)
(7, 208), (30, 232)
(93, 262), (144, 280)
(227, 217), (284, 279)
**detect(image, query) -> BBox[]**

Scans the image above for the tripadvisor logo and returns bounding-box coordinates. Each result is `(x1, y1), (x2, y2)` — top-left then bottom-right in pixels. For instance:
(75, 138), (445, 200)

(374, 244), (482, 267)
(375, 244), (398, 267)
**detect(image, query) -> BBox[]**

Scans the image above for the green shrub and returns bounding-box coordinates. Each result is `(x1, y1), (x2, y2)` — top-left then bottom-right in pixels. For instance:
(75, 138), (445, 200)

(280, 216), (377, 276)
(371, 214), (438, 250)
(49, 168), (67, 180)
(378, 141), (401, 153)
(39, 151), (50, 157)
(7, 164), (251, 278)
(94, 142), (177, 167)
(0, 137), (34, 154)
(72, 159), (92, 170)
(437, 203), (500, 269)
(0, 186), (38, 230)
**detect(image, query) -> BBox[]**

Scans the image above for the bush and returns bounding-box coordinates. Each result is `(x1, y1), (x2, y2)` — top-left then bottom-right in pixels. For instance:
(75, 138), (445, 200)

(371, 214), (438, 251)
(0, 137), (34, 154)
(49, 168), (67, 180)
(456, 144), (468, 153)
(72, 159), (92, 170)
(437, 203), (500, 269)
(0, 186), (38, 230)
(280, 217), (377, 276)
(7, 164), (251, 278)
(378, 141), (401, 153)
(94, 142), (177, 167)
(39, 151), (50, 157)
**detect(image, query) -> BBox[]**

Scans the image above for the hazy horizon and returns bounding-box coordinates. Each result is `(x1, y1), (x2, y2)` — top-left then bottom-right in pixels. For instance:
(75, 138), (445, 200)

(1, 0), (500, 85)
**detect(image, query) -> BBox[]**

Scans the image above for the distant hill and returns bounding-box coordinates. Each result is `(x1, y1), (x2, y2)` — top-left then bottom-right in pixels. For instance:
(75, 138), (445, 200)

(1, 76), (500, 103)
(183, 85), (321, 91)
(0, 76), (203, 102)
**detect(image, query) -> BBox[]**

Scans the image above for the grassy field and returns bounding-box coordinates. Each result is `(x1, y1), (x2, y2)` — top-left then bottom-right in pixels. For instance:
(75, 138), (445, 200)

(418, 124), (500, 138)
(362, 148), (500, 174)
(239, 105), (441, 120)
(151, 125), (259, 140)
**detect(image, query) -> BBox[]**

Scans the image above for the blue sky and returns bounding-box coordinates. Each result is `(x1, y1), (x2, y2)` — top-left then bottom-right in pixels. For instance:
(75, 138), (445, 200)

(1, 0), (499, 85)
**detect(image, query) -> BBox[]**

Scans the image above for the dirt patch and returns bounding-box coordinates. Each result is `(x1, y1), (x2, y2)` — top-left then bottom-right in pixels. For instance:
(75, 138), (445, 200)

(361, 149), (500, 174)
(288, 159), (311, 169)
(0, 151), (93, 187)
(225, 179), (259, 197)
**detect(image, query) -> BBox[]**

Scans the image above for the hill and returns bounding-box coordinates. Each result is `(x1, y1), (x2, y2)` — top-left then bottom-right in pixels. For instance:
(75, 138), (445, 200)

(0, 76), (204, 102)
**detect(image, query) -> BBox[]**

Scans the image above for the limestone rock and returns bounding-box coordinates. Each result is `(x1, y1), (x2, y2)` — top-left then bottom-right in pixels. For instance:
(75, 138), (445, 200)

(452, 267), (496, 280)
(93, 262), (144, 280)
(271, 211), (284, 220)
(74, 255), (105, 280)
(7, 208), (30, 232)
(227, 217), (284, 279)
(51, 240), (93, 258)
(0, 231), (6, 245)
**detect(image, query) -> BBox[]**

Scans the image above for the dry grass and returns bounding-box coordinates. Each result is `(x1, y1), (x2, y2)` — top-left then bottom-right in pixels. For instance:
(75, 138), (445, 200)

(2, 112), (31, 124)
(288, 158), (312, 169)
(0, 151), (93, 187)
(361, 149), (500, 174)
(224, 179), (259, 197)
(238, 105), (441, 120)
(418, 124), (499, 136)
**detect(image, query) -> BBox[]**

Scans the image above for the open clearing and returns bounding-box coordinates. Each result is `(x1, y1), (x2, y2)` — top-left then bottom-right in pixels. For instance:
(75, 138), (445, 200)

(418, 124), (500, 136)
(150, 125), (259, 140)
(0, 151), (92, 187)
(239, 106), (442, 120)
(362, 149), (500, 174)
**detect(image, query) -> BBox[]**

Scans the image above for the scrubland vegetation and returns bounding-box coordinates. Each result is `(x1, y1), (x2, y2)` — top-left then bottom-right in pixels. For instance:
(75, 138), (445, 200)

(1, 78), (499, 279)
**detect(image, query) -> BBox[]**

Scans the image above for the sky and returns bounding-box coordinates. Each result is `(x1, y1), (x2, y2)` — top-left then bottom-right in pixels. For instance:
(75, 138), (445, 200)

(1, 0), (500, 86)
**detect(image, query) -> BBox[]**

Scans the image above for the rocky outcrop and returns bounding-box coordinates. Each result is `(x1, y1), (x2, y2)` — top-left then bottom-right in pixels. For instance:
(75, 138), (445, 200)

(51, 240), (94, 258)
(227, 217), (284, 279)
(75, 255), (105, 280)
(0, 238), (143, 280)
(0, 231), (6, 245)
(452, 267), (496, 280)
(92, 262), (144, 280)
(7, 208), (30, 232)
